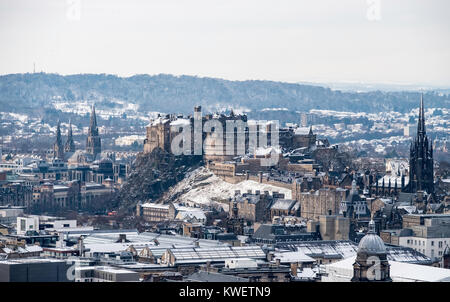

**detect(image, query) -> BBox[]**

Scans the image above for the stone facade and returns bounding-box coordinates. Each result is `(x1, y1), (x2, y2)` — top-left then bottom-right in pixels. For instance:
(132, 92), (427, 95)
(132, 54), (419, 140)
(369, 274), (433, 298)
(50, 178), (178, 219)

(143, 106), (317, 164)
(319, 215), (350, 240)
(297, 188), (347, 221)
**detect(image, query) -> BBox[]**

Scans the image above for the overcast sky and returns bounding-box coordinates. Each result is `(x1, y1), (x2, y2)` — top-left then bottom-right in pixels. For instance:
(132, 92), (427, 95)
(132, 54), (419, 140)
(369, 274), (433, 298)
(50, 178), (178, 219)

(0, 0), (449, 86)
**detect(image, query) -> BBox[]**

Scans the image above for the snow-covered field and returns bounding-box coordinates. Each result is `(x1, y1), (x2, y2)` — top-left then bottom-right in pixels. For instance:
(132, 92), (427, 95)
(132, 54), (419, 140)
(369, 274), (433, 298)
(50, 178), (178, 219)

(163, 167), (292, 210)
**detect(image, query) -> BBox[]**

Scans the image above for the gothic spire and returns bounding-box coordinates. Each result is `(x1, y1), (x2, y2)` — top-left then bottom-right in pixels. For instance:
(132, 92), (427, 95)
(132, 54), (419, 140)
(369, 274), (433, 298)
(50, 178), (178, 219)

(89, 104), (98, 136)
(68, 119), (72, 136)
(86, 104), (101, 159)
(64, 119), (75, 153)
(55, 120), (62, 146)
(54, 120), (64, 159)
(407, 94), (434, 194)
(417, 93), (426, 136)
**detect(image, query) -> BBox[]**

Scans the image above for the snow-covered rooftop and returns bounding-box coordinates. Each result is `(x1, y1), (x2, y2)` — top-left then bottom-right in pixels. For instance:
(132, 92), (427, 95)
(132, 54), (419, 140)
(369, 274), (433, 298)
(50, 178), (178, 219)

(324, 256), (450, 282)
(272, 251), (316, 263)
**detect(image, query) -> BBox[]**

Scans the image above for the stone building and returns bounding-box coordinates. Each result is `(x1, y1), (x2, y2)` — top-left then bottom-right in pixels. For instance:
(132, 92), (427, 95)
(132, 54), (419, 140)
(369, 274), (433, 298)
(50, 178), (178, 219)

(340, 179), (370, 219)
(351, 220), (392, 282)
(29, 181), (115, 213)
(143, 115), (172, 154)
(0, 182), (33, 208)
(395, 214), (450, 263)
(226, 201), (245, 236)
(137, 203), (176, 223)
(297, 187), (347, 221)
(143, 106), (318, 163)
(229, 190), (280, 223)
(318, 214), (350, 241)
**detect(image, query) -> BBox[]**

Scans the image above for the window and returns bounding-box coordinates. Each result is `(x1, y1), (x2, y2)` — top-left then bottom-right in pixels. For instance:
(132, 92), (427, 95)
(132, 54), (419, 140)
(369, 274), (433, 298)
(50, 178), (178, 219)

(431, 241), (434, 246)
(439, 241), (443, 248)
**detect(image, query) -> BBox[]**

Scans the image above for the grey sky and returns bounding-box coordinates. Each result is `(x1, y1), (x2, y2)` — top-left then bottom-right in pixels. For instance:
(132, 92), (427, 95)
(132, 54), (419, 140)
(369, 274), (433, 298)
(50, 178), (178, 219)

(0, 0), (449, 86)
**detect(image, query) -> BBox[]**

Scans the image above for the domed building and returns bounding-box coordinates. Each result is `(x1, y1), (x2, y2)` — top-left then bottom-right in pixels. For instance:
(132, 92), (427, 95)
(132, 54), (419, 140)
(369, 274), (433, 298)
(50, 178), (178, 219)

(351, 220), (392, 282)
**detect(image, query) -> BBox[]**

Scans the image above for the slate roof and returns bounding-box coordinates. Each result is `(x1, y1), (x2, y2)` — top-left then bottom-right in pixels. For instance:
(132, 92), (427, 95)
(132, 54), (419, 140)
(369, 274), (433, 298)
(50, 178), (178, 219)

(270, 199), (297, 211)
(275, 240), (432, 265)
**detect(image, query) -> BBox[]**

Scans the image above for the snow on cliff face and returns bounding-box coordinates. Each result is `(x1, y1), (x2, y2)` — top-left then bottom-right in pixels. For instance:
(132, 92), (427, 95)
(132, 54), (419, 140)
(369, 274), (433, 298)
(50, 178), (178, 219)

(163, 167), (292, 210)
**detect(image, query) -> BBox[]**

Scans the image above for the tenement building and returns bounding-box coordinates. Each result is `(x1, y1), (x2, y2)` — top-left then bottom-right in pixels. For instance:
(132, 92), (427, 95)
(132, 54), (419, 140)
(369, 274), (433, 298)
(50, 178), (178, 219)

(297, 187), (347, 221)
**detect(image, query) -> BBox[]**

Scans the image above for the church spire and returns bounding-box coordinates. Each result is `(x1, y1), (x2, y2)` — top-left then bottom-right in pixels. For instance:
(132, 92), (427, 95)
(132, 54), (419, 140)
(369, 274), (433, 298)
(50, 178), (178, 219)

(89, 104), (98, 136)
(53, 120), (64, 159)
(64, 120), (75, 153)
(417, 93), (426, 136)
(86, 104), (101, 160)
(56, 120), (62, 145)
(407, 94), (434, 195)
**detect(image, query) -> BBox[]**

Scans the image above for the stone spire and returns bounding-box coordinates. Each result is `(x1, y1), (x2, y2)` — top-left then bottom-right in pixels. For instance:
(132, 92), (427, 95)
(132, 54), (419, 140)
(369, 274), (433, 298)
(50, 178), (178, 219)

(89, 105), (99, 136)
(407, 95), (434, 194)
(417, 93), (426, 136)
(53, 120), (64, 160)
(64, 120), (75, 153)
(86, 104), (101, 160)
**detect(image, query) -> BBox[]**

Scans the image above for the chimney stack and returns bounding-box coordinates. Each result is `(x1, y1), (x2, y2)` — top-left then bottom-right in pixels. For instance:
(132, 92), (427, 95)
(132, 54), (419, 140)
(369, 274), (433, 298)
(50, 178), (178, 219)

(290, 262), (298, 277)
(118, 234), (127, 243)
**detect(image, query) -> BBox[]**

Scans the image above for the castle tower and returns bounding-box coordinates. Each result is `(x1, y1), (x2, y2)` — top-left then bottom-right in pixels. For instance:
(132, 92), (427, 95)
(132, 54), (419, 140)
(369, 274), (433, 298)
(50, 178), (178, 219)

(351, 220), (392, 282)
(64, 120), (76, 153)
(407, 95), (434, 194)
(86, 105), (102, 160)
(53, 120), (64, 160)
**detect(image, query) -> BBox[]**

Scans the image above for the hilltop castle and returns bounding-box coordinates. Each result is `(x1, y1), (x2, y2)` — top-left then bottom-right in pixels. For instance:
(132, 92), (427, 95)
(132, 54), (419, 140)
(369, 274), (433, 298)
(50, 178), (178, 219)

(143, 105), (317, 163)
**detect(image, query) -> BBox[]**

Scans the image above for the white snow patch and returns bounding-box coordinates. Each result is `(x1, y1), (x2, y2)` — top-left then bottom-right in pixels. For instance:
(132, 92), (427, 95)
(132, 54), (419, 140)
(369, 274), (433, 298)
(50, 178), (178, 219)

(165, 167), (292, 210)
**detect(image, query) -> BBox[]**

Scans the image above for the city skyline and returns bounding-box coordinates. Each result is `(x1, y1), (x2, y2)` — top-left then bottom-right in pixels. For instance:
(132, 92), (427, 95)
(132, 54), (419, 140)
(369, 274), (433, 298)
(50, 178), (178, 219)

(0, 0), (449, 286)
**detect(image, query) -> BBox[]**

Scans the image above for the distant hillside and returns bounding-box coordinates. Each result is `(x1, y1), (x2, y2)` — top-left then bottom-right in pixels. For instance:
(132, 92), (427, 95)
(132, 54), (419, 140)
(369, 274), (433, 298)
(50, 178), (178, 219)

(0, 73), (449, 115)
